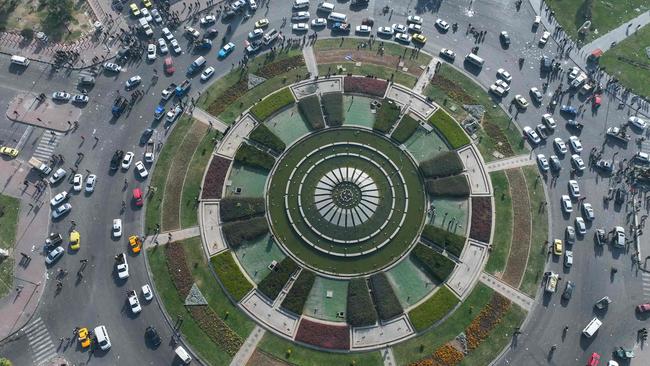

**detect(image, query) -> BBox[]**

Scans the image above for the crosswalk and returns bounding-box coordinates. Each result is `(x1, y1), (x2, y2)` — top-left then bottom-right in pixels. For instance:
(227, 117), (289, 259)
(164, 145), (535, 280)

(642, 272), (650, 299)
(31, 131), (62, 162)
(23, 317), (57, 365)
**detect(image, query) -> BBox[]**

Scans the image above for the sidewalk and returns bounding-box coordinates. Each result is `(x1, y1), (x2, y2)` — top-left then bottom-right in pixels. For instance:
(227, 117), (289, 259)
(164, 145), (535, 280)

(191, 107), (229, 133)
(479, 272), (534, 311)
(142, 226), (200, 249)
(0, 159), (51, 341)
(579, 11), (650, 56)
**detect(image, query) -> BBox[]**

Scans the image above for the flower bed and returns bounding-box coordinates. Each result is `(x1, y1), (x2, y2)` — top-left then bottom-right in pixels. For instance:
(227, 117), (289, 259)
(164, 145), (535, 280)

(250, 87), (295, 122)
(391, 114), (420, 144)
(297, 94), (325, 130)
(369, 272), (403, 321)
(321, 92), (344, 127)
(420, 151), (464, 178)
(257, 55), (305, 79)
(281, 269), (316, 315)
(220, 197), (265, 222)
(205, 79), (249, 117)
(425, 175), (470, 198)
(201, 156), (231, 199)
(469, 197), (492, 243)
(210, 251), (254, 302)
(411, 244), (456, 283)
(234, 143), (275, 171)
(407, 286), (459, 332)
(421, 225), (466, 258)
(165, 241), (194, 297)
(222, 216), (269, 248)
(258, 257), (299, 301)
(373, 99), (401, 134)
(465, 294), (511, 350)
(428, 110), (470, 150)
(249, 124), (286, 154)
(343, 76), (388, 97)
(347, 278), (378, 327)
(295, 319), (350, 350)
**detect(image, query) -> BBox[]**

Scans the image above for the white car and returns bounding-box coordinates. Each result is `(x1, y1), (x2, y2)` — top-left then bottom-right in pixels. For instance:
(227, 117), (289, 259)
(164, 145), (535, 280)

(407, 15), (423, 25)
(142, 284), (154, 301)
(117, 256), (129, 279)
(490, 83), (507, 97)
(122, 152), (134, 170)
(575, 217), (586, 235)
(356, 25), (372, 33)
(52, 203), (71, 219)
(523, 126), (541, 144)
(157, 38), (168, 54)
(165, 105), (183, 124)
(496, 68), (512, 83)
(147, 44), (157, 61)
(569, 136), (583, 153)
(249, 28), (264, 39)
(392, 23), (407, 33)
(408, 23), (422, 33)
(553, 138), (568, 155)
(395, 33), (411, 43)
(151, 8), (163, 23)
(185, 26), (200, 39)
(571, 154), (585, 171)
(542, 113), (556, 129)
(539, 31), (550, 45)
(377, 26), (394, 36)
(249, 0), (258, 10)
(311, 18), (327, 27)
(439, 48), (455, 61)
(50, 191), (69, 207)
(614, 226), (626, 247)
(635, 151), (650, 163)
(537, 154), (549, 172)
(495, 79), (510, 92)
(72, 94), (89, 104)
(201, 66), (215, 81)
(530, 87), (543, 102)
(200, 15), (216, 25)
(113, 219), (122, 238)
(85, 174), (97, 193)
(94, 325), (111, 351)
(514, 95), (529, 109)
(292, 11), (310, 21)
(103, 62), (122, 72)
(561, 195), (573, 213)
(293, 23), (309, 31)
(162, 27), (174, 41)
(564, 250), (573, 267)
(135, 161), (148, 178)
(52, 92), (71, 101)
(435, 19), (449, 31)
(568, 180), (580, 198)
(566, 225), (576, 244)
(49, 168), (67, 184)
(45, 246), (64, 265)
(582, 202), (595, 221)
(128, 291), (142, 314)
(72, 174), (83, 191)
(628, 116), (647, 130)
(140, 8), (152, 22)
(126, 75), (141, 88)
(170, 39), (182, 54)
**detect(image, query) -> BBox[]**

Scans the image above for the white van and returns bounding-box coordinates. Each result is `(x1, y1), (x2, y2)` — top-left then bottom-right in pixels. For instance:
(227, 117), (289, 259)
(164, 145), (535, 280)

(293, 0), (309, 9)
(582, 317), (602, 338)
(10, 55), (29, 67)
(175, 346), (192, 364)
(318, 2), (335, 12)
(263, 28), (279, 45)
(94, 325), (112, 350)
(465, 53), (485, 67)
(328, 12), (347, 23)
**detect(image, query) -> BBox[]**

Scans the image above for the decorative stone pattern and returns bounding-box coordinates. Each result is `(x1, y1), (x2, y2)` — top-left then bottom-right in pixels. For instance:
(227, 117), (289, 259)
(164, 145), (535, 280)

(185, 283), (209, 306)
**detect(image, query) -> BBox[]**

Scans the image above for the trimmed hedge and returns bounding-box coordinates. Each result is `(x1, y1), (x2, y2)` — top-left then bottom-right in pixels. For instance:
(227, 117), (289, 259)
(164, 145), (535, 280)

(234, 143), (275, 171)
(411, 243), (456, 283)
(420, 151), (464, 178)
(429, 109), (470, 149)
(258, 257), (299, 301)
(321, 92), (344, 127)
(391, 114), (420, 143)
(220, 197), (265, 222)
(408, 286), (459, 332)
(281, 269), (316, 314)
(347, 278), (378, 327)
(369, 273), (403, 321)
(297, 94), (325, 130)
(250, 87), (295, 122)
(425, 175), (470, 197)
(222, 217), (269, 248)
(249, 124), (286, 154)
(210, 251), (254, 302)
(421, 225), (467, 257)
(373, 99), (401, 134)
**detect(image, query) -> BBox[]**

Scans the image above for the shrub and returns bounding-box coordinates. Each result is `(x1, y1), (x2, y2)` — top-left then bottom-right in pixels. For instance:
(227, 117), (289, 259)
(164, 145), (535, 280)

(419, 151), (464, 178)
(295, 319), (350, 350)
(20, 28), (34, 40)
(391, 114), (420, 143)
(347, 278), (378, 327)
(411, 244), (456, 283)
(369, 273), (403, 321)
(281, 269), (316, 314)
(222, 216), (268, 248)
(202, 156), (231, 199)
(408, 286), (459, 332)
(297, 94), (325, 130)
(321, 93), (344, 127)
(373, 99), (401, 134)
(234, 143), (275, 171)
(428, 109), (470, 149)
(425, 175), (470, 197)
(250, 88), (295, 122)
(258, 257), (299, 301)
(210, 251), (254, 302)
(249, 124), (286, 153)
(421, 225), (467, 257)
(343, 76), (388, 97)
(220, 197), (265, 222)
(470, 196), (492, 243)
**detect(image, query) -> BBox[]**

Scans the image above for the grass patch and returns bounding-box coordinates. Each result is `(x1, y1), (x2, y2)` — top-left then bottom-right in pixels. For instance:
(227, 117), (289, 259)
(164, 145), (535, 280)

(220, 197), (265, 222)
(391, 114), (420, 144)
(250, 88), (295, 122)
(421, 225), (466, 257)
(347, 278), (378, 327)
(180, 130), (219, 228)
(249, 124), (286, 153)
(485, 171), (513, 274)
(321, 92), (344, 127)
(428, 109), (470, 149)
(258, 257), (298, 301)
(318, 63), (418, 88)
(420, 151), (463, 178)
(0, 195), (19, 298)
(222, 217), (269, 248)
(600, 24), (650, 98)
(425, 175), (470, 198)
(373, 99), (401, 134)
(411, 243), (456, 283)
(281, 269), (316, 315)
(408, 286), (459, 332)
(297, 94), (325, 129)
(235, 143), (275, 171)
(315, 38), (428, 60)
(210, 251), (254, 302)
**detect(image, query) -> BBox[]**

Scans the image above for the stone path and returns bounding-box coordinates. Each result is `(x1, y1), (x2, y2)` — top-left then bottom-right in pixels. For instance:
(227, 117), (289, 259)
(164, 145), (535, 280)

(382, 347), (397, 366)
(199, 201), (228, 257)
(303, 46), (319, 77)
(485, 154), (535, 172)
(479, 272), (534, 311)
(142, 226), (200, 249)
(579, 10), (650, 56)
(191, 107), (229, 133)
(229, 325), (265, 366)
(412, 57), (439, 94)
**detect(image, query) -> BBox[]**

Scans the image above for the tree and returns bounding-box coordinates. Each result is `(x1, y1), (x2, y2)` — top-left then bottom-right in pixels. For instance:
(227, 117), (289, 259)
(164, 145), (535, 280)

(20, 28), (34, 40)
(40, 0), (74, 39)
(0, 358), (13, 366)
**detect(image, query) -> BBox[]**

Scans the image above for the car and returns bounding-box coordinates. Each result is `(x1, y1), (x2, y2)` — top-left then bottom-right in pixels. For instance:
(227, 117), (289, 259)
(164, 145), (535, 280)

(582, 203), (595, 221)
(412, 34), (427, 44)
(200, 15), (216, 25)
(568, 180), (580, 198)
(553, 138), (567, 155)
(292, 11), (310, 21)
(248, 28), (264, 39)
(635, 152), (650, 164)
(439, 48), (455, 61)
(489, 83), (507, 97)
(142, 284), (154, 301)
(575, 217), (586, 234)
(45, 232), (63, 250)
(103, 62), (122, 72)
(249, 0), (258, 10)
(571, 154), (585, 171)
(407, 15), (422, 25)
(170, 39), (182, 54)
(130, 3), (140, 16)
(637, 303), (650, 313)
(514, 95), (529, 109)
(564, 250), (573, 267)
(530, 87), (543, 103)
(539, 31), (550, 45)
(549, 155), (561, 171)
(161, 27), (174, 41)
(294, 23), (309, 31)
(542, 114), (556, 129)
(566, 225), (576, 244)
(126, 75), (141, 88)
(140, 8), (152, 22)
(161, 57), (175, 75)
(85, 174), (96, 193)
(496, 68), (512, 83)
(185, 26), (200, 39)
(165, 105), (183, 124)
(128, 291), (142, 314)
(94, 325), (111, 351)
(377, 26), (394, 36)
(201, 66), (215, 81)
(72, 174), (83, 191)
(569, 136), (583, 153)
(311, 18), (327, 27)
(49, 168), (67, 184)
(135, 161), (148, 178)
(140, 128), (154, 145)
(45, 246), (64, 265)
(395, 33), (411, 43)
(120, 152), (134, 170)
(495, 79), (510, 92)
(69, 230), (80, 250)
(562, 281), (575, 300)
(500, 31), (511, 46)
(391, 23), (407, 33)
(50, 191), (69, 207)
(218, 42), (236, 58)
(147, 44), (157, 61)
(560, 105), (578, 116)
(408, 23), (422, 33)
(523, 126), (541, 144)
(157, 38), (168, 54)
(434, 18), (449, 31)
(52, 203), (71, 219)
(614, 226), (626, 247)
(0, 146), (19, 157)
(112, 218), (122, 238)
(204, 28), (219, 39)
(553, 239), (563, 255)
(561, 195), (573, 213)
(151, 8), (162, 23)
(537, 154), (549, 172)
(628, 116), (647, 130)
(230, 0), (245, 10)
(246, 40), (263, 53)
(255, 18), (270, 28)
(71, 93), (90, 104)
(356, 25), (372, 33)
(145, 326), (161, 347)
(52, 91), (71, 101)
(142, 0), (152, 8)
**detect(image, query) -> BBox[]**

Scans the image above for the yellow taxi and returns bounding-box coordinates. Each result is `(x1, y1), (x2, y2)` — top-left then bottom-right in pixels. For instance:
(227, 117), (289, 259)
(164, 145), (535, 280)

(70, 230), (80, 250)
(0, 146), (19, 158)
(412, 34), (427, 44)
(77, 327), (91, 348)
(130, 3), (141, 16)
(553, 239), (563, 256)
(129, 235), (142, 254)
(255, 18), (270, 28)
(142, 0), (152, 8)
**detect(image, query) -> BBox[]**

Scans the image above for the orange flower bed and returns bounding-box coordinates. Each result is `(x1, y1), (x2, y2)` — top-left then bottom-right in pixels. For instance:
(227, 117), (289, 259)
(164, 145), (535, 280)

(408, 343), (464, 366)
(465, 294), (511, 350)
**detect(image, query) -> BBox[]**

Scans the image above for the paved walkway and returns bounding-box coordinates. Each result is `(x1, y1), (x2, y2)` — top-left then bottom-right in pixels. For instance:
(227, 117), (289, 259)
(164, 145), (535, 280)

(142, 226), (200, 249)
(303, 46), (319, 77)
(486, 154), (535, 172)
(479, 272), (534, 311)
(229, 325), (265, 366)
(191, 107), (229, 133)
(579, 11), (650, 56)
(382, 347), (397, 366)
(412, 58), (439, 94)
(199, 201), (228, 257)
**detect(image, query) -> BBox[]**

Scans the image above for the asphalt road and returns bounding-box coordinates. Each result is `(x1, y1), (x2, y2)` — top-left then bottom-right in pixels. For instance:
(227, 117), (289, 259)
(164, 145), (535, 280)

(1, 0), (649, 365)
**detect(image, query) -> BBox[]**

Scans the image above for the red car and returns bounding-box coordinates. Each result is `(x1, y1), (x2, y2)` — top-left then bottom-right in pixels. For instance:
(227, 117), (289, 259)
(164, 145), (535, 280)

(637, 303), (650, 313)
(586, 352), (600, 366)
(133, 188), (143, 207)
(164, 57), (175, 75)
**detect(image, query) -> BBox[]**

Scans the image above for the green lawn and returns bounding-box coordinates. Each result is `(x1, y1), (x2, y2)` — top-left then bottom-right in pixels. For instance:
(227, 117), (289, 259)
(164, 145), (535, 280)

(485, 171), (513, 274)
(317, 63), (418, 88)
(600, 24), (650, 98)
(211, 251), (254, 302)
(257, 333), (383, 366)
(519, 166), (549, 297)
(408, 286), (459, 332)
(314, 38), (432, 64)
(0, 194), (20, 298)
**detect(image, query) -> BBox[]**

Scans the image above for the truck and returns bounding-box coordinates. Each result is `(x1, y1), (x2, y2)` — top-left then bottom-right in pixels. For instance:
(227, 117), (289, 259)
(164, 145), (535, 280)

(165, 104), (183, 124)
(544, 272), (559, 293)
(161, 83), (177, 101)
(110, 150), (124, 171)
(153, 105), (165, 121)
(115, 253), (129, 279)
(28, 157), (52, 175)
(175, 79), (191, 97)
(144, 140), (155, 164)
(606, 126), (630, 143)
(112, 96), (128, 117)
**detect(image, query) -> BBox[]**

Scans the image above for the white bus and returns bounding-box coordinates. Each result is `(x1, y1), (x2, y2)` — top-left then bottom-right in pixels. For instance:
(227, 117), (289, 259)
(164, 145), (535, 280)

(328, 12), (347, 23)
(465, 53), (485, 67)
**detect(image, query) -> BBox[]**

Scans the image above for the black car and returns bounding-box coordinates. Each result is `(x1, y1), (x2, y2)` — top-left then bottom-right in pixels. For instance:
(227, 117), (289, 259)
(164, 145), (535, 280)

(204, 28), (219, 39)
(145, 326), (161, 347)
(562, 281), (575, 300)
(223, 9), (236, 20)
(500, 31), (511, 46)
(540, 56), (553, 71)
(44, 232), (63, 251)
(140, 128), (154, 145)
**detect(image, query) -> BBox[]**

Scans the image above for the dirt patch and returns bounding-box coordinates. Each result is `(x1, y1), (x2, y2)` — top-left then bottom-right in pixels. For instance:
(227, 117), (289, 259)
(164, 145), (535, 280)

(316, 49), (423, 77)
(1, 0), (92, 42)
(501, 168), (531, 287)
(246, 349), (290, 366)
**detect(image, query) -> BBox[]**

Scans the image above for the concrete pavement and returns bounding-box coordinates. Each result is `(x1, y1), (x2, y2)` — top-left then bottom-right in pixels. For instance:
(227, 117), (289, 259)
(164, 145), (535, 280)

(228, 325), (265, 366)
(303, 46), (319, 77)
(191, 107), (229, 133)
(579, 11), (650, 56)
(412, 58), (439, 95)
(486, 154), (535, 172)
(479, 272), (534, 312)
(142, 226), (200, 249)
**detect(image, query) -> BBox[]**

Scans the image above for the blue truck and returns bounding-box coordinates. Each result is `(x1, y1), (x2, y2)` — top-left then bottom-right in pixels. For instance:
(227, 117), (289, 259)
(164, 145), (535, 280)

(112, 96), (128, 117)
(154, 105), (165, 120)
(175, 79), (191, 97)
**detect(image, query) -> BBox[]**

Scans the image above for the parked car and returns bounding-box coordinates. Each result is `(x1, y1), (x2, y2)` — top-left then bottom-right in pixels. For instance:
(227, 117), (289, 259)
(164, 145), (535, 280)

(85, 174), (97, 193)
(201, 66), (215, 81)
(52, 92), (71, 101)
(52, 203), (72, 219)
(562, 281), (575, 300)
(73, 173), (83, 191)
(537, 154), (549, 172)
(407, 15), (422, 25)
(135, 161), (148, 178)
(50, 191), (69, 207)
(45, 246), (64, 265)
(569, 136), (583, 153)
(561, 195), (573, 213)
(523, 126), (541, 144)
(435, 18), (449, 31)
(571, 154), (586, 171)
(568, 180), (580, 198)
(218, 42), (236, 58)
(575, 217), (587, 234)
(49, 168), (67, 184)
